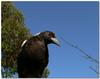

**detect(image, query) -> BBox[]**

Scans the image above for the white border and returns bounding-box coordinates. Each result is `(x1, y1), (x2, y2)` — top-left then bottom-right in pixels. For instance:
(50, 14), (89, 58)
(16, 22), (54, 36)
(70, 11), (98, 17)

(99, 2), (100, 77)
(0, 0), (1, 78)
(0, 0), (99, 1)
(0, 0), (99, 78)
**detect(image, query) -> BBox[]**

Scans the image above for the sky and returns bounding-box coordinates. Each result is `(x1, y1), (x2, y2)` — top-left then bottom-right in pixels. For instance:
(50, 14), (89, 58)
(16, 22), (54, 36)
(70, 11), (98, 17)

(13, 1), (99, 78)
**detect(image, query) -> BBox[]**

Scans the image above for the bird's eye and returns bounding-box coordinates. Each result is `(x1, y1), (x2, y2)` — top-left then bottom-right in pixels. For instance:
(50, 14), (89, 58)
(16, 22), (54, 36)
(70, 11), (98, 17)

(48, 33), (51, 36)
(48, 33), (52, 36)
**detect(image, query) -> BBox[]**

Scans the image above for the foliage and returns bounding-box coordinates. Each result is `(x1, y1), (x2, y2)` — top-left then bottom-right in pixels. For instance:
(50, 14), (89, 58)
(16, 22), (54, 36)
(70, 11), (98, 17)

(2, 66), (18, 78)
(42, 68), (50, 78)
(1, 2), (49, 78)
(2, 1), (31, 68)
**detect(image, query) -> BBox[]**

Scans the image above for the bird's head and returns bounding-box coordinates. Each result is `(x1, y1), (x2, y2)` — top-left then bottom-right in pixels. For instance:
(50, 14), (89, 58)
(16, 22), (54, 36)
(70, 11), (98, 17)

(34, 31), (60, 46)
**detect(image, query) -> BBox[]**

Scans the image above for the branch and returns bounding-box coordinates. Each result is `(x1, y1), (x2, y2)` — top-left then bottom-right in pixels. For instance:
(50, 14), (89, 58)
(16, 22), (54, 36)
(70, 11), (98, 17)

(60, 37), (99, 64)
(89, 66), (99, 74)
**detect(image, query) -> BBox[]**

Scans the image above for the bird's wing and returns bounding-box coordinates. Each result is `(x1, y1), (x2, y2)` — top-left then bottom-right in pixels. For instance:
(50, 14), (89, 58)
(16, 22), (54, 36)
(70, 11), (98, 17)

(21, 40), (27, 47)
(34, 32), (41, 36)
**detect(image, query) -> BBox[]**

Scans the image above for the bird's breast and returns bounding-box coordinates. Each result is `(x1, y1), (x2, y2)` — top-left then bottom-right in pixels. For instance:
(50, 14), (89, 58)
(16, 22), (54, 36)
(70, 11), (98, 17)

(22, 38), (49, 67)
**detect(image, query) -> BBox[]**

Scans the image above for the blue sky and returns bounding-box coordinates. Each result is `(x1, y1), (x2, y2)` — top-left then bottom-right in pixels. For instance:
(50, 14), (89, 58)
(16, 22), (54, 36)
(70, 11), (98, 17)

(13, 2), (99, 78)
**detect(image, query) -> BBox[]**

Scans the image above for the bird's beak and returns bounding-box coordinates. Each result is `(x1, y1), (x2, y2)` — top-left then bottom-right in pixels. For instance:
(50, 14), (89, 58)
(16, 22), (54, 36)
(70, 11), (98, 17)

(51, 38), (60, 47)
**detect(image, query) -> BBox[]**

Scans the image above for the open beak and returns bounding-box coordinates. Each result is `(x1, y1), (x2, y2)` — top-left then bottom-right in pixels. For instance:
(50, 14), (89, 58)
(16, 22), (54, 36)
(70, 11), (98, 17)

(51, 38), (60, 47)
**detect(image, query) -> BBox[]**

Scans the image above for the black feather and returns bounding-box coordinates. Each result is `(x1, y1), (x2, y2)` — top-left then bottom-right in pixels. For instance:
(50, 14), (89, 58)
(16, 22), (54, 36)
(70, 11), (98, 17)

(17, 31), (59, 78)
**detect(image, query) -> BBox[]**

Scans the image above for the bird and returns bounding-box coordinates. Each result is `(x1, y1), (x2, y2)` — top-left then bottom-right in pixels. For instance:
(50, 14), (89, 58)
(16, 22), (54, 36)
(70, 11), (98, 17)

(17, 31), (60, 78)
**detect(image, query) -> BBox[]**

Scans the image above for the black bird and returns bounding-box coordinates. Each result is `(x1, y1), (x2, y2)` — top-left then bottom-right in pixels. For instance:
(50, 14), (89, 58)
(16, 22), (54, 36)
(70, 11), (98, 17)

(17, 31), (60, 78)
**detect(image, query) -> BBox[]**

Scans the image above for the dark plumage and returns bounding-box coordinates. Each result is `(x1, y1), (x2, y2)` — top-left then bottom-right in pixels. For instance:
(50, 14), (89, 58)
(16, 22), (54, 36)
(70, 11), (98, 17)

(17, 31), (60, 78)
